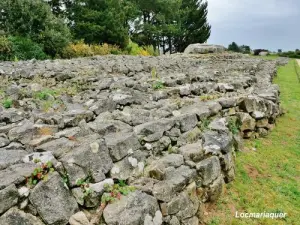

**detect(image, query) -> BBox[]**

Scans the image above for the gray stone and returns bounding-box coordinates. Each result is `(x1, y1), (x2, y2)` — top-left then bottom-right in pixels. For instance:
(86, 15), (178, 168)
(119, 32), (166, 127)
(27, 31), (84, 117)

(203, 131), (233, 153)
(0, 149), (27, 170)
(207, 175), (224, 202)
(208, 118), (228, 132)
(22, 151), (56, 164)
(196, 156), (221, 186)
(8, 120), (35, 145)
(251, 111), (265, 119)
(256, 118), (269, 128)
(110, 153), (145, 180)
(90, 179), (114, 194)
(0, 163), (37, 190)
(0, 136), (10, 147)
(170, 216), (180, 225)
(184, 44), (225, 54)
(218, 98), (237, 108)
(105, 132), (140, 162)
(179, 141), (204, 162)
(180, 103), (210, 120)
(218, 83), (234, 92)
(160, 154), (184, 168)
(239, 97), (258, 113)
(182, 217), (199, 225)
(176, 113), (198, 133)
(63, 109), (94, 127)
(0, 184), (18, 214)
(134, 119), (175, 142)
(177, 127), (202, 146)
(258, 128), (268, 137)
(29, 172), (79, 225)
(0, 108), (24, 123)
(60, 134), (113, 185)
(69, 211), (90, 225)
(0, 207), (45, 225)
(238, 112), (256, 131)
(103, 191), (159, 225)
(35, 137), (76, 158)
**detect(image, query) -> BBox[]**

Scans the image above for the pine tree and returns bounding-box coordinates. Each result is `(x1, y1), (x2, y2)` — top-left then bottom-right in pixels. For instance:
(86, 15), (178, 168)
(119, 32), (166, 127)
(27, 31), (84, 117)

(69, 0), (136, 47)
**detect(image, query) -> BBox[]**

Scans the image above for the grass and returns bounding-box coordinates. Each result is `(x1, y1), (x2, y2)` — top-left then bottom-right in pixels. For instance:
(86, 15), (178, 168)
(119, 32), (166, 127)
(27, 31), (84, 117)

(204, 60), (300, 225)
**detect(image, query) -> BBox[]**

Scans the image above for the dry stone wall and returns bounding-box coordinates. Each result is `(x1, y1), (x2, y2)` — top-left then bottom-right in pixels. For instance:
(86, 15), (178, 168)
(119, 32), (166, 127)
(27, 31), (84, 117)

(0, 54), (288, 225)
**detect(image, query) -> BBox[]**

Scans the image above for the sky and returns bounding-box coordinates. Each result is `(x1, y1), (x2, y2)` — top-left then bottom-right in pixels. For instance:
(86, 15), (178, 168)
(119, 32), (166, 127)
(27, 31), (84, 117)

(207, 0), (300, 51)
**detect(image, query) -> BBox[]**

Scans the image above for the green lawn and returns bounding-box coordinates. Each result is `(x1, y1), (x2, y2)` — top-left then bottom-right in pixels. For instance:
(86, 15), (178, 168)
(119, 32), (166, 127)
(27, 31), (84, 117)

(204, 60), (300, 225)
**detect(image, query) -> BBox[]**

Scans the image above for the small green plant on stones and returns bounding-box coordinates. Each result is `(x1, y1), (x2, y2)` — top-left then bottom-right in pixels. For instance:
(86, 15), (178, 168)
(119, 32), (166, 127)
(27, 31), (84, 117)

(76, 177), (93, 199)
(2, 98), (13, 108)
(151, 67), (158, 80)
(152, 80), (164, 90)
(101, 180), (135, 205)
(228, 118), (240, 135)
(199, 118), (211, 131)
(34, 89), (57, 100)
(199, 94), (221, 102)
(26, 161), (54, 188)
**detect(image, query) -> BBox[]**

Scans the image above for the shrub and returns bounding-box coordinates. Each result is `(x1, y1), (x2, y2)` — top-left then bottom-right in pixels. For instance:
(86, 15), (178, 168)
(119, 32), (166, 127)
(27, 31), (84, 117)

(144, 45), (160, 56)
(125, 40), (157, 56)
(61, 41), (122, 58)
(0, 36), (12, 60)
(3, 36), (49, 60)
(61, 40), (93, 59)
(92, 43), (121, 55)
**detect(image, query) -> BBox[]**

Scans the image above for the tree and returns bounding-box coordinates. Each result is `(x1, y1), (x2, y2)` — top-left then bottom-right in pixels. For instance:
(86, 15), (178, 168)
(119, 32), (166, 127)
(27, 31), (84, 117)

(174, 0), (211, 52)
(228, 42), (240, 52)
(69, 0), (137, 47)
(44, 0), (64, 16)
(131, 0), (211, 53)
(0, 0), (71, 57)
(240, 45), (251, 54)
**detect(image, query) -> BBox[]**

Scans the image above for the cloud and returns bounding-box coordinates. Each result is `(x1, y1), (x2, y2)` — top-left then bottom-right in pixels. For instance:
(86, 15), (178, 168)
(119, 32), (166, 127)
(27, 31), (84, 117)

(206, 0), (300, 51)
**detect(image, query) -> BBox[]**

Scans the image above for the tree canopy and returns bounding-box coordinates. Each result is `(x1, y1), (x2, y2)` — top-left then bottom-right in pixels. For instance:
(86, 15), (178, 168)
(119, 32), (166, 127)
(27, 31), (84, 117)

(0, 0), (211, 60)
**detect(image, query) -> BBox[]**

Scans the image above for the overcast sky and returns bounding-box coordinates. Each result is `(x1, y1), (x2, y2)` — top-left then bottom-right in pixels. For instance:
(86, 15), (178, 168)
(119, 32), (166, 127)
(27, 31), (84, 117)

(207, 0), (300, 51)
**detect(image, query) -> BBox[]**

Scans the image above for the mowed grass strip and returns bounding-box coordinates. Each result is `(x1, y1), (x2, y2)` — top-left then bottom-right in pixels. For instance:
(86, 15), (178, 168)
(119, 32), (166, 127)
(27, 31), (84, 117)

(204, 60), (300, 225)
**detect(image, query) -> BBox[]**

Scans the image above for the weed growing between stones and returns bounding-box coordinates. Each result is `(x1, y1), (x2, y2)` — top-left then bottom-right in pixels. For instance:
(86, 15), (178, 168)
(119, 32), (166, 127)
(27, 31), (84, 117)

(34, 89), (57, 100)
(76, 177), (94, 199)
(200, 118), (212, 131)
(228, 117), (241, 135)
(152, 80), (164, 90)
(101, 180), (135, 204)
(2, 98), (13, 108)
(26, 161), (54, 188)
(199, 94), (221, 102)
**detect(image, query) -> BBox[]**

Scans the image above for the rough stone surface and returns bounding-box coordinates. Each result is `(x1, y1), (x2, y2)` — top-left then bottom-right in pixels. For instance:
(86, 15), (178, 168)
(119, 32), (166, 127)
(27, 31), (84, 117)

(0, 184), (19, 214)
(103, 191), (159, 225)
(29, 172), (79, 225)
(0, 54), (287, 224)
(184, 44), (226, 54)
(0, 207), (45, 225)
(196, 156), (221, 186)
(69, 211), (90, 225)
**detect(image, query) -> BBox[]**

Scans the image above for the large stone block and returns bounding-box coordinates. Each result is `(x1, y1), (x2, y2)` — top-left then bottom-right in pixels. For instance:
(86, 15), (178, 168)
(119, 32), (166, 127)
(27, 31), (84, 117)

(29, 172), (79, 225)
